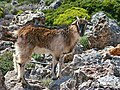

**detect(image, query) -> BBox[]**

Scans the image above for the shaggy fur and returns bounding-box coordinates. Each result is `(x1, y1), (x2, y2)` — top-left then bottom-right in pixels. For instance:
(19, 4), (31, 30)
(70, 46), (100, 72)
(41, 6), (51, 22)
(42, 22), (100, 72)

(13, 18), (88, 84)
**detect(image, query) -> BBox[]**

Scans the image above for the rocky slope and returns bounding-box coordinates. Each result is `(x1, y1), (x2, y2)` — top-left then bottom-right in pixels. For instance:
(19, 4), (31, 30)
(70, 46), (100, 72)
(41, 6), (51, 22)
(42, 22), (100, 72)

(0, 1), (120, 89)
(4, 45), (120, 90)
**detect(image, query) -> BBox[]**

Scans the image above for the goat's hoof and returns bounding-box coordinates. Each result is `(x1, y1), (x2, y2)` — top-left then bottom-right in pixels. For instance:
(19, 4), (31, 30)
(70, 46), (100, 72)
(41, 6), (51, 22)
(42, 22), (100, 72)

(18, 78), (28, 86)
(52, 77), (58, 80)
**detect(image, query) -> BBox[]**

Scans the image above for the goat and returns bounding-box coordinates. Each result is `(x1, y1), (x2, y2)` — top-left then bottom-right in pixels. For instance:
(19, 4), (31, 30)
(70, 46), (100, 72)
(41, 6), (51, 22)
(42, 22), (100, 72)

(13, 17), (88, 85)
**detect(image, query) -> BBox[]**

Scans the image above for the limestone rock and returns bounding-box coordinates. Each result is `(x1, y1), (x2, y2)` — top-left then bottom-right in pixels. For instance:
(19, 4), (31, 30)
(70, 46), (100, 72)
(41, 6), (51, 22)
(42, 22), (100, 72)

(97, 75), (120, 88)
(5, 70), (46, 90)
(10, 10), (45, 27)
(108, 44), (120, 56)
(60, 78), (76, 90)
(49, 76), (71, 90)
(50, 0), (62, 9)
(88, 12), (120, 49)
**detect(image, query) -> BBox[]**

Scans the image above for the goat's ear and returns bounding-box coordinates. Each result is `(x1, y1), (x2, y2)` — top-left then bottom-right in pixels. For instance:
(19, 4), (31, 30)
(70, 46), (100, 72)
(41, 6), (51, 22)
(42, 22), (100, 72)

(76, 16), (80, 21)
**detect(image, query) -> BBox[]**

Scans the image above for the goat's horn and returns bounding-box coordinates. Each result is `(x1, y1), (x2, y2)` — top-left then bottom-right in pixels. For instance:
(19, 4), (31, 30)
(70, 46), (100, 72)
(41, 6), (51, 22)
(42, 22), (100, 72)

(76, 16), (80, 20)
(83, 16), (87, 20)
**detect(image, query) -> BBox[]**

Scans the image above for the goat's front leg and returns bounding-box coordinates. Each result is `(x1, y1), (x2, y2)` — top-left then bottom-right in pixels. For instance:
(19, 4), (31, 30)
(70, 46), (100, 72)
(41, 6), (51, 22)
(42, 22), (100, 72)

(57, 55), (64, 79)
(51, 56), (58, 80)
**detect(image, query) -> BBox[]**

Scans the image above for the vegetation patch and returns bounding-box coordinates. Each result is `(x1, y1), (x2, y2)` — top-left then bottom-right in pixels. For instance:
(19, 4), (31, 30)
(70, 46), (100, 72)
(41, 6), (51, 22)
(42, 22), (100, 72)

(0, 51), (13, 75)
(41, 78), (52, 87)
(79, 36), (89, 50)
(53, 7), (90, 26)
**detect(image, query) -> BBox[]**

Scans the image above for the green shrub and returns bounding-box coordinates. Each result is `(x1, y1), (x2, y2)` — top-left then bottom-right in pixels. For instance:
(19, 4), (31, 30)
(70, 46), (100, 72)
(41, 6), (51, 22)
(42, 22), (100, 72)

(44, 0), (120, 26)
(0, 51), (13, 75)
(0, 7), (4, 18)
(0, 1), (7, 7)
(26, 63), (35, 69)
(32, 53), (41, 61)
(17, 9), (23, 15)
(53, 7), (90, 26)
(41, 78), (52, 87)
(79, 36), (89, 50)
(0, 11), (3, 18)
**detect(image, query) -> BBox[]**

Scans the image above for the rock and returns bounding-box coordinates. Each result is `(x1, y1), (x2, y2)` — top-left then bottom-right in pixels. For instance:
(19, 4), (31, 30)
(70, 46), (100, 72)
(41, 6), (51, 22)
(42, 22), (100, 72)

(108, 44), (120, 56)
(29, 63), (51, 80)
(88, 12), (120, 49)
(4, 15), (14, 20)
(113, 67), (120, 77)
(72, 49), (102, 66)
(0, 19), (11, 26)
(50, 0), (62, 9)
(97, 75), (120, 88)
(60, 78), (76, 90)
(49, 76), (71, 90)
(5, 70), (46, 90)
(63, 43), (84, 63)
(73, 43), (84, 54)
(11, 0), (18, 6)
(64, 53), (74, 63)
(0, 41), (14, 51)
(0, 70), (7, 90)
(0, 26), (16, 42)
(10, 10), (45, 27)
(74, 70), (88, 89)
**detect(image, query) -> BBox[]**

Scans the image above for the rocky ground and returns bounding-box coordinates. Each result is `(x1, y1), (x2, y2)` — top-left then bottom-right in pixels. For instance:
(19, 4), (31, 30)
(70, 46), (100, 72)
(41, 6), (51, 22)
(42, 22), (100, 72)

(2, 45), (120, 90)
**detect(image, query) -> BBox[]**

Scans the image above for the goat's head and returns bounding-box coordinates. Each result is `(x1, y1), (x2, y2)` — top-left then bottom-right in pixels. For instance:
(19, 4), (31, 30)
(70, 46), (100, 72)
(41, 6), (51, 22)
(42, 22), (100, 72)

(72, 17), (88, 36)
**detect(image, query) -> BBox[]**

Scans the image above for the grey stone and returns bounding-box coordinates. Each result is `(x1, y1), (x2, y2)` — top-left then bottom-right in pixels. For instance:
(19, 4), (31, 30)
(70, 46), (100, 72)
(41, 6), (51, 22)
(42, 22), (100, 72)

(97, 75), (120, 88)
(49, 76), (71, 90)
(88, 12), (120, 49)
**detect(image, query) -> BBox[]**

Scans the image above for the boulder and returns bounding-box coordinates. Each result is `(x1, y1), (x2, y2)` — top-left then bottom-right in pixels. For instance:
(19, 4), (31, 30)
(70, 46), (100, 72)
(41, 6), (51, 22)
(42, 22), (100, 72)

(49, 76), (72, 90)
(10, 10), (45, 28)
(97, 75), (120, 88)
(5, 70), (46, 90)
(108, 44), (120, 56)
(11, 0), (18, 6)
(50, 0), (62, 9)
(88, 12), (120, 49)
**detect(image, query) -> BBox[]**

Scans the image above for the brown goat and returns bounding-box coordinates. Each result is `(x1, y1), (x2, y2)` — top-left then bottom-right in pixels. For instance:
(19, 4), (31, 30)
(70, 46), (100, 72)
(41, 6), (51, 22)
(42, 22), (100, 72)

(13, 17), (88, 85)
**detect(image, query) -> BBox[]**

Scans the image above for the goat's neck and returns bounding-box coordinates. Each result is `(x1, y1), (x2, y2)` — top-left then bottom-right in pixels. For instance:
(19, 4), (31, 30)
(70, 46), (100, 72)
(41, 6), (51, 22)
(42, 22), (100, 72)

(69, 25), (80, 41)
(68, 25), (80, 48)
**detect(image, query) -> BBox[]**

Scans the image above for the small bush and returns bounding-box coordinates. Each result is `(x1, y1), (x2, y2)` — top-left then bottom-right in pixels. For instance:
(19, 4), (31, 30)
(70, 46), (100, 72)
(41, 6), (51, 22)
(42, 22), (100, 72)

(26, 63), (35, 69)
(53, 7), (90, 26)
(0, 7), (4, 18)
(41, 78), (52, 87)
(32, 53), (41, 61)
(0, 51), (13, 75)
(17, 9), (23, 15)
(79, 36), (89, 50)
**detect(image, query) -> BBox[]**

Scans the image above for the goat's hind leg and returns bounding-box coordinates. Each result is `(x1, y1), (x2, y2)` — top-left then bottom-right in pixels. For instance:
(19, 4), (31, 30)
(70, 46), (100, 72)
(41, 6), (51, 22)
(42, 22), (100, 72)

(13, 53), (18, 74)
(16, 56), (28, 85)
